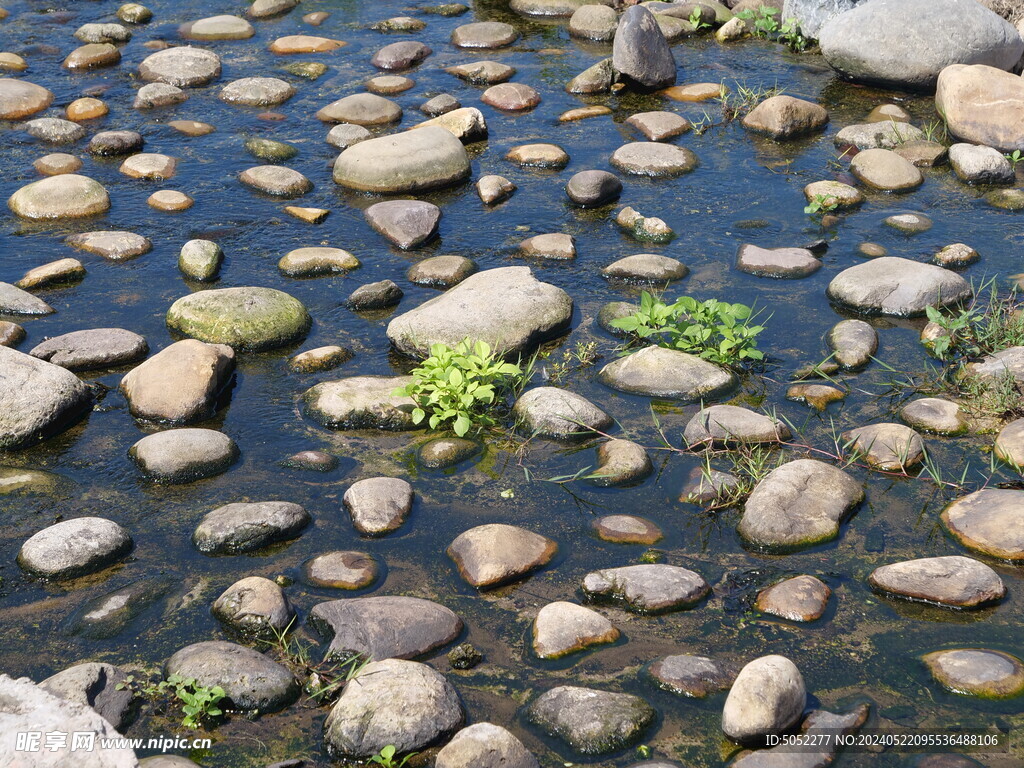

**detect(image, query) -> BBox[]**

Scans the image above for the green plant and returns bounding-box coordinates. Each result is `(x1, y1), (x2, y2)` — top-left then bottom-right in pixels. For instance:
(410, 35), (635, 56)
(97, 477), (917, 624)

(370, 745), (415, 768)
(923, 280), (1024, 362)
(688, 6), (711, 32)
(1006, 149), (1023, 168)
(778, 17), (807, 52)
(737, 6), (780, 36)
(543, 340), (600, 384)
(260, 617), (369, 705)
(804, 193), (839, 217)
(920, 118), (949, 144)
(610, 292), (766, 366)
(393, 339), (523, 437)
(119, 674), (226, 729)
(718, 81), (784, 122)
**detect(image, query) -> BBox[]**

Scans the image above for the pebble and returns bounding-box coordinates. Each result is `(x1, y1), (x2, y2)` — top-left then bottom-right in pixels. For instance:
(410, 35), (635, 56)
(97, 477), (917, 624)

(31, 328), (147, 372)
(344, 477), (413, 536)
(366, 75), (413, 94)
(481, 82), (541, 111)
(446, 60), (515, 84)
(66, 97), (107, 121)
(179, 15), (254, 40)
(476, 174), (516, 204)
(513, 387), (610, 439)
(610, 142), (698, 176)
(626, 111), (692, 141)
(134, 82), (186, 108)
(289, 345), (352, 373)
(365, 200), (441, 249)
(421, 93), (461, 115)
(900, 398), (967, 435)
(33, 153), (82, 176)
(148, 190), (193, 211)
(284, 205), (329, 224)
(742, 95), (829, 139)
(371, 40), (432, 70)
(448, 523), (557, 589)
(269, 35), (346, 54)
(841, 423), (925, 471)
(558, 105), (612, 122)
(934, 243), (979, 268)
(532, 601), (619, 658)
(417, 437), (481, 469)
(278, 247), (360, 277)
(282, 449), (339, 471)
(303, 551), (379, 589)
(407, 254), (477, 287)
(89, 130), (144, 155)
(220, 77), (295, 106)
(0, 79), (53, 120)
(518, 233), (576, 259)
(25, 117), (86, 144)
(526, 685), (655, 755)
(592, 515), (662, 544)
(648, 654), (740, 697)
(683, 404), (791, 447)
(0, 283), (53, 315)
(569, 4), (617, 40)
(16, 258), (85, 290)
(130, 428), (239, 483)
(451, 21), (518, 48)
(326, 123), (371, 149)
(193, 501), (310, 554)
(506, 143), (568, 168)
(755, 575), (832, 621)
(828, 318), (878, 370)
(212, 576), (295, 637)
(8, 174), (110, 220)
(0, 321), (26, 348)
(64, 43), (121, 70)
(18, 517), (132, 579)
(239, 165), (311, 197)
(590, 439), (653, 486)
(735, 244), (821, 279)
(139, 46), (221, 87)
(120, 153), (177, 180)
(600, 346), (736, 401)
(346, 280), (403, 311)
(850, 148), (923, 191)
(786, 383), (846, 410)
(583, 564), (710, 613)
(166, 286), (311, 350)
(869, 556), (1006, 608)
(318, 93), (402, 125)
(165, 641), (299, 712)
(435, 724), (539, 768)
(566, 169), (622, 207)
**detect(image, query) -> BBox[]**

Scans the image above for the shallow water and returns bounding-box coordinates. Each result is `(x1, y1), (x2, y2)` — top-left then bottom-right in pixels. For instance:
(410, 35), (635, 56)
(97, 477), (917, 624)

(1, 0), (1023, 765)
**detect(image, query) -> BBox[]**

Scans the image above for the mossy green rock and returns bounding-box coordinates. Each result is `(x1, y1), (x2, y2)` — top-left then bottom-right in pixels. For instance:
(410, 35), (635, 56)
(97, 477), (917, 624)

(167, 287), (311, 351)
(244, 137), (298, 163)
(282, 61), (328, 80)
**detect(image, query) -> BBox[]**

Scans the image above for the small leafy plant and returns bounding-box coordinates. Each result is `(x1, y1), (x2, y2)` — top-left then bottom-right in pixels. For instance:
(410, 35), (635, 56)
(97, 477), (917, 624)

(736, 7), (807, 51)
(118, 673), (226, 730)
(923, 280), (1024, 362)
(1006, 149), (1023, 168)
(611, 292), (766, 366)
(370, 745), (415, 768)
(688, 6), (711, 32)
(394, 339), (523, 437)
(777, 16), (807, 52)
(804, 193), (839, 217)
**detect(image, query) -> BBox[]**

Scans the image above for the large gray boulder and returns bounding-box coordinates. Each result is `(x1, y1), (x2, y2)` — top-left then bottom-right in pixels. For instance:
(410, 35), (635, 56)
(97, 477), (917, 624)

(18, 517), (132, 579)
(0, 674), (138, 767)
(782, 0), (862, 39)
(303, 376), (417, 430)
(0, 347), (93, 450)
(334, 126), (470, 193)
(387, 267), (573, 359)
(599, 346), (737, 401)
(164, 641), (299, 712)
(612, 6), (675, 90)
(324, 658), (464, 758)
(31, 329), (148, 372)
(827, 257), (972, 317)
(166, 287), (311, 351)
(818, 0), (1024, 90)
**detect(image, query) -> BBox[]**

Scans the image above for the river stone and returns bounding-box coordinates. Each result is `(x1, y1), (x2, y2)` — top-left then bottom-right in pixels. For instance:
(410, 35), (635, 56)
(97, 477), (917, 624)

(152, 191), (193, 212)
(344, 477), (413, 536)
(282, 449), (338, 471)
(583, 564), (709, 613)
(735, 244), (820, 279)
(64, 42), (121, 70)
(89, 130), (145, 156)
(119, 3), (153, 23)
(68, 578), (173, 641)
(649, 654), (740, 698)
(35, 153), (82, 176)
(602, 254), (687, 283)
(371, 40), (432, 69)
(368, 76), (414, 96)
(841, 423), (925, 471)
(850, 148), (923, 190)
(738, 459), (863, 552)
(130, 429), (238, 483)
(949, 142), (1014, 184)
(0, 321), (25, 347)
(193, 501), (310, 554)
(220, 77), (295, 107)
(0, 467), (66, 496)
(417, 437), (480, 470)
(827, 318), (877, 370)
(8, 174), (110, 219)
(599, 346), (737, 401)
(827, 257), (972, 317)
(477, 174), (516, 204)
(525, 686), (656, 755)
(965, 345), (1024, 384)
(566, 170), (622, 207)
(936, 64), (1024, 152)
(611, 142), (697, 176)
(869, 556), (1005, 608)
(896, 139), (949, 167)
(446, 60), (515, 84)
(346, 280), (403, 311)
(684, 405), (790, 447)
(239, 165), (311, 197)
(481, 82), (541, 111)
(0, 78), (53, 119)
(120, 153), (177, 180)
(625, 111), (691, 141)
(570, 5), (618, 40)
(934, 243), (979, 268)
(167, 287), (311, 351)
(0, 282), (53, 315)
(279, 247), (360, 277)
(363, 203), (440, 251)
(180, 15), (254, 40)
(900, 398), (967, 435)
(40, 662), (134, 732)
(251, 0), (299, 17)
(318, 93), (401, 125)
(18, 517), (132, 579)
(568, 58), (614, 94)
(436, 723), (539, 768)
(448, 523), (557, 589)
(923, 649), (1024, 699)
(289, 346), (352, 373)
(15, 258), (82, 292)
(178, 239), (223, 281)
(387, 266), (573, 359)
(413, 106), (487, 143)
(722, 655), (805, 744)
(613, 6), (675, 90)
(995, 417), (1024, 467)
(0, 675), (138, 767)
(804, 180), (864, 210)
(408, 255), (477, 287)
(335, 126), (469, 194)
(25, 117), (86, 144)
(451, 21), (518, 48)
(139, 46), (221, 87)
(512, 0), (599, 15)
(590, 439), (653, 487)
(31, 329), (147, 372)
(0, 347), (93, 450)
(593, 514), (662, 544)
(269, 34), (347, 54)
(324, 659), (464, 758)
(327, 123), (371, 150)
(134, 82), (186, 108)
(942, 488), (1024, 561)
(507, 145), (570, 171)
(730, 704), (870, 768)
(212, 576), (295, 637)
(165, 641), (299, 712)
(755, 575), (831, 622)
(513, 387), (612, 440)
(302, 376), (417, 430)
(742, 95), (829, 139)
(834, 121), (925, 150)
(819, 0), (1023, 90)
(303, 551), (379, 589)
(120, 339), (233, 423)
(533, 601), (619, 659)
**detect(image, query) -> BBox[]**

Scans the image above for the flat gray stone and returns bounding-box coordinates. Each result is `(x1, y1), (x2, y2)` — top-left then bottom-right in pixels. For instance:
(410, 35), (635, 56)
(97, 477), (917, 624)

(827, 257), (972, 317)
(193, 501), (310, 554)
(648, 654), (740, 698)
(364, 200), (441, 249)
(583, 564), (709, 613)
(683, 404), (790, 447)
(139, 46), (221, 87)
(334, 126), (470, 194)
(448, 523), (557, 589)
(303, 376), (417, 430)
(0, 347), (93, 450)
(165, 641), (299, 712)
(942, 488), (1024, 561)
(599, 346), (737, 401)
(532, 601), (619, 659)
(526, 685), (656, 755)
(513, 387), (611, 440)
(18, 517), (132, 579)
(868, 556), (1006, 608)
(736, 244), (820, 279)
(130, 428), (239, 483)
(32, 329), (147, 372)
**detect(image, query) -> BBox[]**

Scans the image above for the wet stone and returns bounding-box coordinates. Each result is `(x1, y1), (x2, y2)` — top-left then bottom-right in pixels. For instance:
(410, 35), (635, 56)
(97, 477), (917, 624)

(373, 16), (426, 32)
(804, 180), (864, 210)
(869, 556), (1006, 608)
(16, 258), (85, 290)
(8, 175), (110, 220)
(507, 143), (569, 168)
(148, 190), (193, 211)
(626, 111), (692, 141)
(31, 328), (147, 372)
(302, 375), (417, 431)
(736, 244), (821, 279)
(285, 205), (329, 223)
(611, 142), (698, 176)
(279, 247), (360, 277)
(525, 685), (656, 755)
(239, 165), (311, 197)
(39, 663), (134, 732)
(418, 437), (480, 469)
(942, 489), (1024, 561)
(477, 174), (516, 203)
(616, 207), (674, 243)
(828, 318), (878, 370)
(283, 61), (329, 79)
(451, 21), (518, 48)
(282, 449), (339, 471)
(590, 439), (653, 487)
(532, 601), (619, 659)
(120, 340), (233, 424)
(0, 321), (26, 347)
(567, 58), (614, 94)
(481, 82), (541, 111)
(165, 641), (299, 712)
(592, 514), (662, 544)
(570, 4), (617, 40)
(269, 35), (347, 54)
(193, 501), (310, 554)
(995, 418), (1024, 467)
(965, 346), (1024, 385)
(447, 60), (516, 84)
(680, 466), (741, 504)
(986, 188), (1024, 210)
(66, 97), (107, 121)
(949, 143), (1014, 184)
(0, 347), (93, 449)
(68, 577), (173, 639)
(435, 723), (539, 768)
(900, 398), (967, 436)
(885, 213), (933, 234)
(318, 93), (401, 124)
(326, 124), (371, 151)
(742, 95), (829, 139)
(179, 15), (253, 40)
(64, 43), (121, 70)
(131, 428), (239, 483)
(34, 153), (82, 176)
(0, 283), (52, 316)
(559, 105), (613, 122)
(212, 576), (294, 637)
(365, 200), (440, 249)
(119, 3), (153, 23)
(371, 40), (432, 70)
(18, 517), (132, 579)
(648, 654), (740, 698)
(834, 121), (923, 150)
(613, 6), (675, 90)
(599, 346), (737, 401)
(251, 0), (299, 17)
(303, 551), (379, 589)
(309, 595), (462, 661)
(934, 243), (979, 268)
(89, 130), (144, 155)
(139, 46), (221, 87)
(513, 387), (611, 440)
(895, 139), (948, 167)
(841, 423), (925, 471)
(583, 564), (710, 613)
(923, 649), (1024, 699)
(566, 170), (622, 206)
(220, 77), (295, 107)
(24, 118), (85, 144)
(288, 345), (352, 373)
(827, 257), (971, 317)
(755, 575), (831, 621)
(245, 137), (296, 161)
(366, 75), (413, 94)
(166, 286), (311, 351)
(178, 239), (223, 281)
(722, 655), (806, 744)
(448, 523), (557, 589)
(421, 93), (461, 115)
(850, 148), (923, 191)
(408, 255), (477, 287)
(134, 82), (186, 108)
(343, 477), (413, 536)
(602, 254), (687, 282)
(683, 404), (791, 448)
(76, 22), (133, 43)
(447, 642), (483, 669)
(120, 153), (177, 180)
(0, 78), (53, 119)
